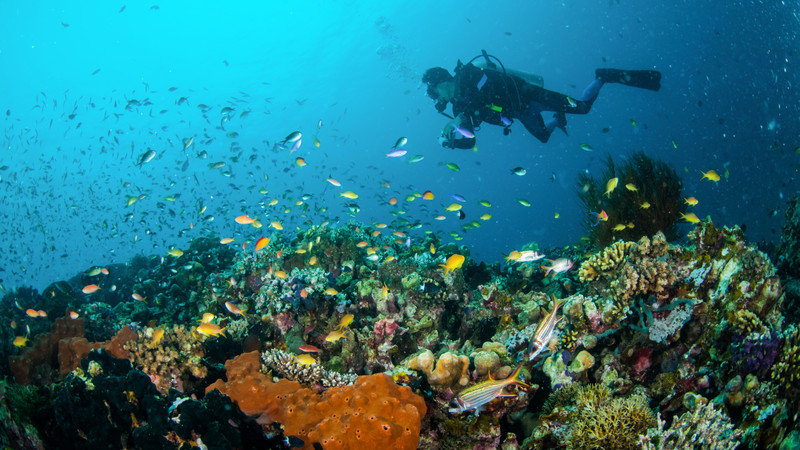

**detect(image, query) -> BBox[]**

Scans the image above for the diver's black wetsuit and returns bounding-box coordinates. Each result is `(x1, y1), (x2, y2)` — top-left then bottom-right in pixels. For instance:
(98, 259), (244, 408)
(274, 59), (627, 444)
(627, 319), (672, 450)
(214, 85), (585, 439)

(443, 62), (659, 148)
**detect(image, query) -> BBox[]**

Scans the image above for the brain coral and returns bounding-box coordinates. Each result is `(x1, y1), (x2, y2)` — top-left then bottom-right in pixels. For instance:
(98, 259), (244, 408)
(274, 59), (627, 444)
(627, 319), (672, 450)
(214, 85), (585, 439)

(207, 351), (426, 450)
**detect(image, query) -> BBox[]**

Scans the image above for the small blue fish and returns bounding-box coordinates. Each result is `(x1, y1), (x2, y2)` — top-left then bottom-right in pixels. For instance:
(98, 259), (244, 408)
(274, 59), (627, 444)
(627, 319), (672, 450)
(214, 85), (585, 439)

(449, 193), (466, 202)
(454, 125), (475, 139)
(385, 149), (407, 158)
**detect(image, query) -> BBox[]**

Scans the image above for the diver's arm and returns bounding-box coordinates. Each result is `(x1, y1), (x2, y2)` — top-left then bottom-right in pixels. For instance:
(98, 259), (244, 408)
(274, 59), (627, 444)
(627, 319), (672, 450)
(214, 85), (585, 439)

(439, 113), (476, 149)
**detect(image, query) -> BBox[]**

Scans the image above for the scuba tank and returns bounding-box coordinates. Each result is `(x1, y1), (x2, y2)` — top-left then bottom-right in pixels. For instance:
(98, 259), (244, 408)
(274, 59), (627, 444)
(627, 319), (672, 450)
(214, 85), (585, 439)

(468, 50), (544, 87)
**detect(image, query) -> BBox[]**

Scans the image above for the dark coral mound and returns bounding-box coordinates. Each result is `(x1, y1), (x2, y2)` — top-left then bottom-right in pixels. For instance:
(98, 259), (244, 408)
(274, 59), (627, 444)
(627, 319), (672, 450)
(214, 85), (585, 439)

(577, 151), (685, 248)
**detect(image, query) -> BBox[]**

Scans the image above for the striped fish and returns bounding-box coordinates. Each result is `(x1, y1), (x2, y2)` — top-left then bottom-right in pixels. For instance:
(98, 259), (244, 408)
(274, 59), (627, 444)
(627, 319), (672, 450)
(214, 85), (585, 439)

(527, 294), (566, 361)
(448, 364), (529, 414)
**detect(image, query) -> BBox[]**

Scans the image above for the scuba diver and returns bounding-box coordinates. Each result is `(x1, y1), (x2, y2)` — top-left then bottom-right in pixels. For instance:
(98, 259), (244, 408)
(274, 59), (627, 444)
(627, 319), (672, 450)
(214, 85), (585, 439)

(422, 50), (661, 148)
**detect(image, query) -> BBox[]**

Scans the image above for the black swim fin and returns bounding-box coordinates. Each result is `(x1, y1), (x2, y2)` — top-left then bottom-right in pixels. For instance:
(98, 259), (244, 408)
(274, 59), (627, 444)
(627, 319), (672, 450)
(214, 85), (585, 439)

(596, 69), (661, 91)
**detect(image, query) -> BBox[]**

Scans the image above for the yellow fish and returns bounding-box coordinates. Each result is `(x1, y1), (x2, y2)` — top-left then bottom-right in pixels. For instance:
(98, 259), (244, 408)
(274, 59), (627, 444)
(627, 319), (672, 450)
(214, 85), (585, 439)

(323, 287), (339, 296)
(701, 170), (720, 182)
(270, 221), (283, 230)
(13, 335), (28, 347)
(480, 213), (492, 221)
(337, 314), (354, 330)
(325, 329), (347, 343)
(612, 224), (627, 231)
(479, 200), (492, 207)
(196, 323), (226, 338)
(440, 254), (465, 276)
(604, 177), (619, 197)
(294, 354), (317, 365)
(625, 183), (637, 192)
(684, 197), (699, 206)
(518, 199), (531, 207)
(198, 312), (215, 323)
(340, 191), (359, 199)
(167, 248), (183, 257)
(640, 202), (651, 209)
(445, 203), (462, 212)
(680, 212), (701, 223)
(430, 243), (436, 254)
(149, 327), (165, 348)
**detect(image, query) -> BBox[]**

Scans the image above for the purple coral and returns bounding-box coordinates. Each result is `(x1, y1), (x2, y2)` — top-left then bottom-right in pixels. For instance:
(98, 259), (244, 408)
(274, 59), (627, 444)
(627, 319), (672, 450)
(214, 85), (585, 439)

(730, 332), (780, 376)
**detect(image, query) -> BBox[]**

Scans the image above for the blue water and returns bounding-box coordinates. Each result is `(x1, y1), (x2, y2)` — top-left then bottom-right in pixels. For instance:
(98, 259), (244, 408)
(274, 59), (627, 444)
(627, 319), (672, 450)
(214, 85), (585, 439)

(1, 1), (798, 292)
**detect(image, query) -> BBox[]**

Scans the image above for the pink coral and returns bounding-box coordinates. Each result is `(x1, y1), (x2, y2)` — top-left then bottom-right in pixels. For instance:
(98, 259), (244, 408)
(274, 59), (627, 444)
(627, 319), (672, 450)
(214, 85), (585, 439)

(374, 318), (400, 343)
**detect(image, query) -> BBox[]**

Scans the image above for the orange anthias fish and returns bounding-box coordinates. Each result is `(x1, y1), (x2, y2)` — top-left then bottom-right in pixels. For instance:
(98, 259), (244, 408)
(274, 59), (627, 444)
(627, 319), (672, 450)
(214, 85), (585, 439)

(149, 327), (166, 348)
(527, 294), (567, 361)
(82, 284), (100, 294)
(448, 363), (530, 414)
(235, 215), (255, 225)
(255, 236), (270, 252)
(440, 254), (465, 276)
(225, 301), (246, 316)
(541, 258), (574, 277)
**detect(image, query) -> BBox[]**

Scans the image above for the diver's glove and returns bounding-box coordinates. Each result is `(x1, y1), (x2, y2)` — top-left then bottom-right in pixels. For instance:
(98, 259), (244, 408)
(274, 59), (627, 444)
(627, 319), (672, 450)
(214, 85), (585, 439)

(439, 124), (456, 148)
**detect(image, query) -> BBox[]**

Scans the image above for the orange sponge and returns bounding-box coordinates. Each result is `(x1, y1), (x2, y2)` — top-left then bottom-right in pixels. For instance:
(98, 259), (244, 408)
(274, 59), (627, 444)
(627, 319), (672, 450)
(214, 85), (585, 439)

(207, 351), (426, 450)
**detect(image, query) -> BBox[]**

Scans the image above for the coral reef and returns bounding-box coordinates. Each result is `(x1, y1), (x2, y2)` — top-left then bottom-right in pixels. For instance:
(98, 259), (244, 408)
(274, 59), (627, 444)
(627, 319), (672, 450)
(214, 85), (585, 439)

(2, 211), (800, 447)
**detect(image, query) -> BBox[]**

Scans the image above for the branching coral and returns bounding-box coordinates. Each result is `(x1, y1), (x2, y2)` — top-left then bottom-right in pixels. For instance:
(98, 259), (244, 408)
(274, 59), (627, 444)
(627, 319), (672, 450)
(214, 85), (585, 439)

(770, 324), (800, 404)
(535, 383), (656, 449)
(124, 325), (206, 394)
(578, 241), (634, 282)
(640, 394), (742, 450)
(580, 233), (678, 326)
(261, 348), (357, 388)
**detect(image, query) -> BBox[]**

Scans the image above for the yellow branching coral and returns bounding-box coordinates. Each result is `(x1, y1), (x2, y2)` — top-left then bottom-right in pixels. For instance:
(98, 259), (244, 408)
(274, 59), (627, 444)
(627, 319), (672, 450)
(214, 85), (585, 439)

(579, 241), (634, 282)
(567, 389), (656, 449)
(731, 309), (767, 335)
(124, 324), (207, 394)
(537, 383), (656, 449)
(771, 325), (800, 396)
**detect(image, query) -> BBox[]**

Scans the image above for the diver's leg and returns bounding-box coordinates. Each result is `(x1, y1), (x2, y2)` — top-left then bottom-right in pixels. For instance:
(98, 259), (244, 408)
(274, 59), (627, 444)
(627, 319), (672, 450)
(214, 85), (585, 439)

(526, 85), (595, 115)
(517, 102), (553, 143)
(596, 69), (661, 91)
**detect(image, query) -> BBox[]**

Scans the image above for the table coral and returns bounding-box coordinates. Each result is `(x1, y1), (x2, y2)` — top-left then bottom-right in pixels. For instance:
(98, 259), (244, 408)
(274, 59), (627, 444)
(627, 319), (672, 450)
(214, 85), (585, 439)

(207, 351), (426, 450)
